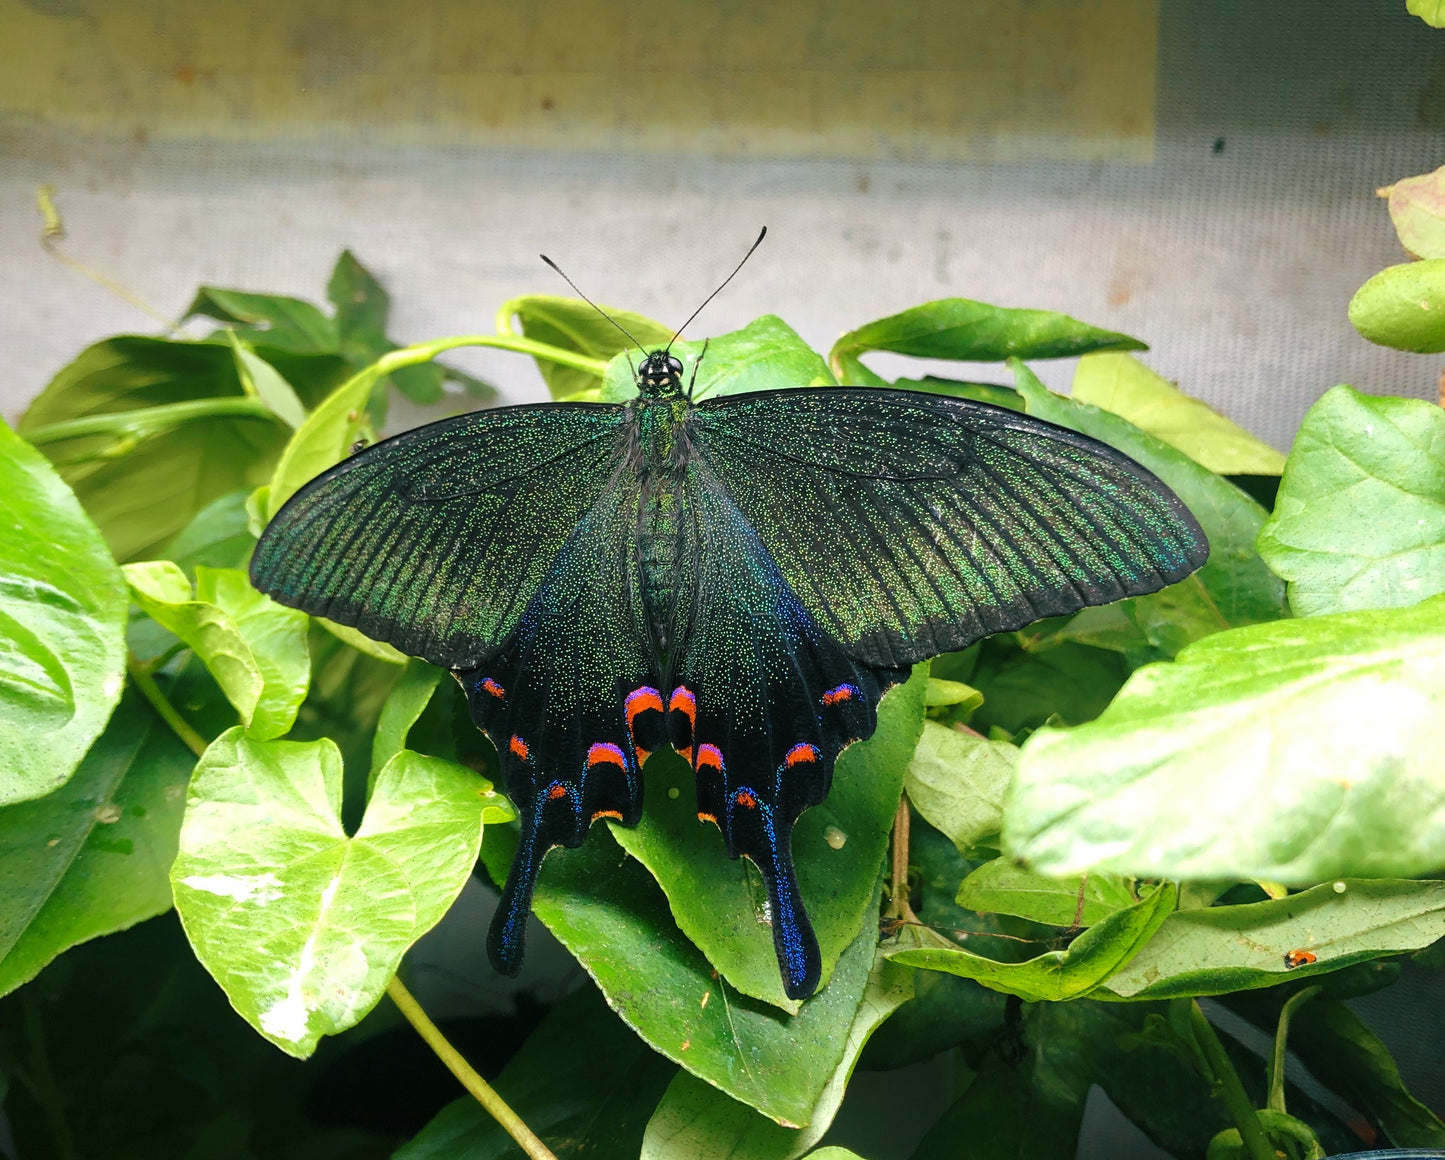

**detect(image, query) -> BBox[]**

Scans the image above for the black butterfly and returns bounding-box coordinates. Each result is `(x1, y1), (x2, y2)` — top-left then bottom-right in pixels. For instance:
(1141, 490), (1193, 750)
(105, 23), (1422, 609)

(251, 267), (1207, 1000)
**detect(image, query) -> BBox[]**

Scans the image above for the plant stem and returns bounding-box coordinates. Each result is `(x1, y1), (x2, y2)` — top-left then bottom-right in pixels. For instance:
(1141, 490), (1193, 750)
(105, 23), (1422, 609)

(128, 658), (208, 758)
(386, 976), (557, 1160)
(24, 397), (275, 445)
(1189, 1000), (1277, 1160)
(1268, 986), (1323, 1114)
(377, 334), (608, 379)
(887, 793), (917, 923)
(21, 990), (79, 1160)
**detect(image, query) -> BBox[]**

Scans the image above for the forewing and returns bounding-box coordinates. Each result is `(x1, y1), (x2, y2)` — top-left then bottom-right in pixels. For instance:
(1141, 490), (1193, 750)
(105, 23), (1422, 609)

(668, 463), (908, 999)
(453, 473), (664, 978)
(250, 403), (626, 669)
(688, 388), (1209, 668)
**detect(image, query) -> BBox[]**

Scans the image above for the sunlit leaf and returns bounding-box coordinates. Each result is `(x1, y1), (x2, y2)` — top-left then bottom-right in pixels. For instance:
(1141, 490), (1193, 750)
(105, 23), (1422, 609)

(172, 731), (508, 1057)
(905, 721), (1016, 855)
(1349, 259), (1445, 353)
(1100, 881), (1445, 1000)
(1007, 595), (1445, 884)
(1071, 352), (1285, 475)
(0, 420), (128, 805)
(1258, 385), (1445, 616)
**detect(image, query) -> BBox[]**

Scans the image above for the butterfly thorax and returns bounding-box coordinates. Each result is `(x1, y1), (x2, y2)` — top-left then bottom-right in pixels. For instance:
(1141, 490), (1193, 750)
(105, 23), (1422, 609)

(631, 390), (694, 665)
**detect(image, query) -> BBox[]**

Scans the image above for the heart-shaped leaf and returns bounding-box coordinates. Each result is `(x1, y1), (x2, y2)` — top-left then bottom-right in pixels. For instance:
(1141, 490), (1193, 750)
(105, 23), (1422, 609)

(172, 730), (510, 1057)
(0, 419), (128, 805)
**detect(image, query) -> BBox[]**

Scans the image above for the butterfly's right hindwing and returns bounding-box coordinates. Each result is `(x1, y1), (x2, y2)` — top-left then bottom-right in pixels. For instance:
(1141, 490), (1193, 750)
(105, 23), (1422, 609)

(251, 403), (627, 669)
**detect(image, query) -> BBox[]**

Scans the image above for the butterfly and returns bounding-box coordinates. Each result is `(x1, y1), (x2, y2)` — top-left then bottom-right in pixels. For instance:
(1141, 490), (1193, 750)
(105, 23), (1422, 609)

(250, 272), (1209, 1001)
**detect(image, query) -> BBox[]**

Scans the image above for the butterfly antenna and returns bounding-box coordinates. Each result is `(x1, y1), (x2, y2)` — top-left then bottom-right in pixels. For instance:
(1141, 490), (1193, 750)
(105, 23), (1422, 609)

(540, 253), (646, 355)
(665, 226), (767, 353)
(686, 337), (711, 400)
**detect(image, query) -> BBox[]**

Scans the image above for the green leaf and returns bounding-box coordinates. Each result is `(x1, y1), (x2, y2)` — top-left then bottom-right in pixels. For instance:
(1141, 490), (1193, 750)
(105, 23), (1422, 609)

(1012, 360), (1289, 653)
(397, 987), (676, 1160)
(1349, 259), (1445, 353)
(887, 883), (1175, 1003)
(924, 677), (982, 709)
(610, 668), (925, 1010)
(956, 860), (1135, 928)
(1257, 385), (1445, 616)
(227, 332), (307, 430)
(171, 730), (508, 1057)
(892, 377), (1025, 410)
(315, 617), (408, 665)
(1383, 165), (1445, 258)
(829, 298), (1144, 384)
(0, 420), (128, 805)
(265, 369), (374, 519)
(637, 952), (911, 1160)
(161, 488), (257, 575)
(371, 659), (444, 776)
(1006, 595), (1445, 884)
(1071, 353), (1286, 475)
(0, 690), (192, 997)
(185, 288), (339, 355)
(123, 562), (310, 740)
(905, 721), (1016, 854)
(1407, 0), (1445, 29)
(503, 294), (673, 402)
(1099, 880), (1445, 1000)
(481, 824), (885, 1127)
(600, 315), (836, 403)
(326, 250), (392, 365)
(968, 636), (1131, 734)
(18, 336), (289, 561)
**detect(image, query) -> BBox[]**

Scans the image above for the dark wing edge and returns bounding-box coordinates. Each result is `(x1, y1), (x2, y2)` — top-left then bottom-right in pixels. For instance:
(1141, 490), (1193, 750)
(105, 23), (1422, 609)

(689, 387), (1210, 669)
(249, 402), (627, 670)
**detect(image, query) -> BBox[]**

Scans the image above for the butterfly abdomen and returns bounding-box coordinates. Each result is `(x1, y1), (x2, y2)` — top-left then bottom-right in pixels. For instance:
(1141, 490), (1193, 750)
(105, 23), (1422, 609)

(635, 401), (693, 661)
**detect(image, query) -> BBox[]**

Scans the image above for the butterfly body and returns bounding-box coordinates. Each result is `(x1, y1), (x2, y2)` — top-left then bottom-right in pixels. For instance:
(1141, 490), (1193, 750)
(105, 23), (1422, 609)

(252, 345), (1209, 1000)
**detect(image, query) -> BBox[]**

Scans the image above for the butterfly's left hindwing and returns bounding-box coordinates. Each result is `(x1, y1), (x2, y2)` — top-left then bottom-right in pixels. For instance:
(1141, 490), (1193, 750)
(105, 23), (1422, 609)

(454, 471), (662, 977)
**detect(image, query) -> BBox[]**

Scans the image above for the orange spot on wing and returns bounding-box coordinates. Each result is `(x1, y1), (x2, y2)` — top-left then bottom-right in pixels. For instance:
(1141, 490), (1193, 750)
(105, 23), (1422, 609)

(697, 811), (718, 826)
(635, 747), (652, 767)
(678, 746), (693, 765)
(785, 744), (819, 767)
(822, 686), (854, 706)
(547, 784), (568, 800)
(695, 743), (724, 773)
(669, 685), (697, 726)
(509, 736), (529, 760)
(481, 677), (505, 699)
(591, 809), (624, 822)
(587, 742), (627, 769)
(735, 790), (757, 808)
(625, 687), (664, 727)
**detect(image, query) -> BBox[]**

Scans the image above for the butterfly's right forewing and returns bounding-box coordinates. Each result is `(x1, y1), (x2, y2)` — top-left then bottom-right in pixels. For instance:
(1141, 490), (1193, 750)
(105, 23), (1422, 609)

(251, 403), (627, 670)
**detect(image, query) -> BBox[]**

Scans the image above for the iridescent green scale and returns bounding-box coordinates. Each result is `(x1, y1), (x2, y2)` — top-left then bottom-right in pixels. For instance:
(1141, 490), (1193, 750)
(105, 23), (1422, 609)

(251, 349), (1208, 1000)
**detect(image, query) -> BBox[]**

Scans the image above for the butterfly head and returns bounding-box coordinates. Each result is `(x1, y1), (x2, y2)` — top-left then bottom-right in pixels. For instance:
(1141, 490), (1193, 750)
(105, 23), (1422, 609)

(637, 350), (685, 398)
